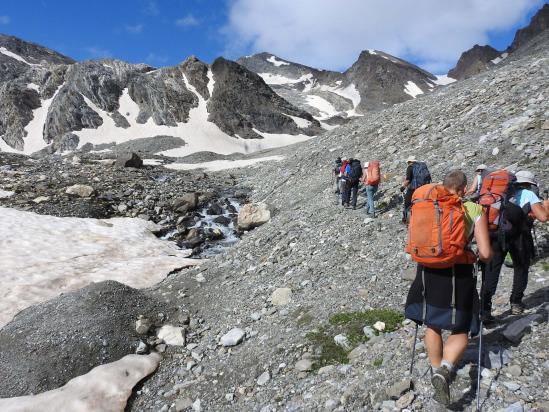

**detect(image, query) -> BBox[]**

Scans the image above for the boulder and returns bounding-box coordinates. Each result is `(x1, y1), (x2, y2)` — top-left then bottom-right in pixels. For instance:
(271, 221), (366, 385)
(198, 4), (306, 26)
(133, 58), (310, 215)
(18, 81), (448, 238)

(115, 152), (143, 168)
(237, 202), (271, 230)
(173, 192), (199, 213)
(271, 288), (292, 305)
(65, 184), (95, 197)
(220, 328), (245, 347)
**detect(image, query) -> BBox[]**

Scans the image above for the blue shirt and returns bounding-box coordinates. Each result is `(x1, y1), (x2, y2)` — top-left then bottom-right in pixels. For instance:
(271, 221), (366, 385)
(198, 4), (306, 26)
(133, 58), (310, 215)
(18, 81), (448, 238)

(514, 188), (541, 208)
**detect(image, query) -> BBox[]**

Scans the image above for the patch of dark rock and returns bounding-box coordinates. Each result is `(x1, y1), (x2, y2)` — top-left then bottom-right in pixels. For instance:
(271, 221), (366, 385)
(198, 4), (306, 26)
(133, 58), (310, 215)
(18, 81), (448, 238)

(0, 280), (169, 398)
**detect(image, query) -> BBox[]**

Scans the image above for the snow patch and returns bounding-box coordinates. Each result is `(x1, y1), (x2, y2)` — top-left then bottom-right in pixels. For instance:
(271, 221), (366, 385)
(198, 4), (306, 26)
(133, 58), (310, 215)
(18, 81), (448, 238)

(404, 81), (424, 98)
(266, 55), (290, 67)
(166, 155), (285, 172)
(0, 189), (15, 199)
(143, 158), (163, 166)
(207, 69), (215, 98)
(491, 52), (509, 65)
(286, 114), (312, 129)
(23, 84), (64, 154)
(320, 83), (361, 108)
(432, 75), (457, 86)
(258, 72), (313, 86)
(27, 83), (40, 91)
(305, 95), (339, 119)
(0, 47), (39, 66)
(0, 353), (161, 412)
(367, 49), (377, 55)
(0, 207), (201, 328)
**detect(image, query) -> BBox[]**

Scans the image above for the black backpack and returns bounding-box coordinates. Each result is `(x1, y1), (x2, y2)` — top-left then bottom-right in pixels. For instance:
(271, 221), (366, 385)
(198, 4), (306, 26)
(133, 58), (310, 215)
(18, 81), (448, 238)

(349, 161), (362, 183)
(411, 162), (431, 189)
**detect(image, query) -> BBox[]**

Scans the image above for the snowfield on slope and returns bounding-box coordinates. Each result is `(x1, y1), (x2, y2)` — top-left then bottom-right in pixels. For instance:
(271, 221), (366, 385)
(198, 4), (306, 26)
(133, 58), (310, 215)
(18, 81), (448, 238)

(0, 207), (201, 328)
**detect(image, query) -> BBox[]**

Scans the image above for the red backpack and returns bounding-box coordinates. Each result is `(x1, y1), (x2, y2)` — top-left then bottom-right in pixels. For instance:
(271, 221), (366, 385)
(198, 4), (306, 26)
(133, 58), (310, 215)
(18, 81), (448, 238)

(405, 184), (474, 268)
(478, 170), (515, 231)
(366, 160), (380, 185)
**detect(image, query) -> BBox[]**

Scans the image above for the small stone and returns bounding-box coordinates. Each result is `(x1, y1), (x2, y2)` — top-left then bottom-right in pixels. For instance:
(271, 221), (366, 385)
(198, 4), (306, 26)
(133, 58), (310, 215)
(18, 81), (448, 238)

(32, 196), (50, 204)
(157, 325), (185, 346)
(295, 359), (313, 372)
(501, 401), (524, 412)
(381, 400), (396, 409)
(135, 341), (148, 354)
(358, 288), (368, 299)
(65, 184), (94, 198)
(373, 321), (386, 331)
(507, 365), (522, 377)
(503, 381), (521, 391)
(324, 399), (339, 411)
(387, 378), (412, 399)
(135, 318), (152, 335)
(334, 334), (351, 350)
(271, 288), (292, 305)
(175, 398), (193, 412)
(220, 328), (245, 347)
(118, 203), (128, 213)
(250, 312), (262, 321)
(541, 120), (549, 130)
(363, 326), (376, 339)
(492, 147), (499, 156)
(192, 399), (201, 412)
(396, 391), (415, 409)
(363, 217), (374, 225)
(256, 371), (271, 386)
(225, 393), (234, 402)
(317, 365), (335, 375)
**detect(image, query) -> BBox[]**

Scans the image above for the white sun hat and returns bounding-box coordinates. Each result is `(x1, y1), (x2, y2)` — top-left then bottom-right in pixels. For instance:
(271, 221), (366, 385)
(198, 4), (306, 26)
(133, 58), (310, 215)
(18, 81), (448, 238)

(364, 162), (369, 168)
(476, 164), (487, 171)
(406, 156), (417, 163)
(515, 170), (537, 186)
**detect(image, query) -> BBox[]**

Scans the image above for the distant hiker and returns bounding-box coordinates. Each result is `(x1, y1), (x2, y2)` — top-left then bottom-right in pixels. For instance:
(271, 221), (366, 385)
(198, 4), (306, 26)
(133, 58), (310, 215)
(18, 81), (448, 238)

(480, 170), (548, 320)
(338, 158), (349, 196)
(465, 164), (488, 200)
(400, 156), (431, 223)
(361, 160), (380, 216)
(405, 170), (492, 406)
(342, 158), (362, 209)
(333, 157), (342, 194)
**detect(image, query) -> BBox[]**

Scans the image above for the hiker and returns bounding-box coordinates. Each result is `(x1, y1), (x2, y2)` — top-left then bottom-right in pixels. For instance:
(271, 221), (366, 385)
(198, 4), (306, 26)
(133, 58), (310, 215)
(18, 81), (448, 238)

(480, 170), (548, 320)
(404, 170), (492, 406)
(361, 160), (380, 216)
(400, 156), (431, 223)
(338, 158), (349, 198)
(342, 158), (362, 209)
(465, 164), (488, 200)
(333, 157), (342, 194)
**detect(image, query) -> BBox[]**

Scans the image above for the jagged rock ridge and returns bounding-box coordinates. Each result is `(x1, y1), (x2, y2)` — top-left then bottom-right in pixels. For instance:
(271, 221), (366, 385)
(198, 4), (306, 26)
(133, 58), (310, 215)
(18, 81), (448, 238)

(238, 50), (447, 123)
(0, 36), (321, 155)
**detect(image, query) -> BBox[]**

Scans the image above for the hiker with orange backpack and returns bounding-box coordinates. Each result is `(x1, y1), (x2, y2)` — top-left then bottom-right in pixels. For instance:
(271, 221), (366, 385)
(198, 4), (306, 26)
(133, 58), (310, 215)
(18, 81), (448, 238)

(361, 160), (380, 216)
(480, 170), (548, 321)
(404, 170), (492, 406)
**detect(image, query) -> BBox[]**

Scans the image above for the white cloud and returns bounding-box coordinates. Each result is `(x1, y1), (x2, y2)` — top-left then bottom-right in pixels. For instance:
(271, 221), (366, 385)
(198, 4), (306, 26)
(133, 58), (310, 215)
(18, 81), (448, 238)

(0, 15), (10, 25)
(176, 14), (200, 28)
(85, 47), (113, 59)
(224, 0), (544, 74)
(126, 24), (144, 34)
(143, 1), (159, 16)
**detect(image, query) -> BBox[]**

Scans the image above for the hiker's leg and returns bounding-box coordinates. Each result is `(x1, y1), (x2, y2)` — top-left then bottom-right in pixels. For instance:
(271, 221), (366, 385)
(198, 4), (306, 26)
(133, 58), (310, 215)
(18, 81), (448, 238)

(403, 188), (413, 222)
(366, 185), (374, 213)
(481, 237), (505, 312)
(351, 183), (359, 207)
(424, 326), (443, 368)
(442, 332), (468, 366)
(342, 182), (349, 205)
(508, 238), (530, 304)
(372, 185), (378, 213)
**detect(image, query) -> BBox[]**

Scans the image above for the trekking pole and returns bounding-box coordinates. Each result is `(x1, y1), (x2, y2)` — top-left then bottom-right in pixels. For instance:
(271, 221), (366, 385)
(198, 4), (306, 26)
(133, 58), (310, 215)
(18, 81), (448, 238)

(476, 262), (483, 411)
(409, 322), (419, 376)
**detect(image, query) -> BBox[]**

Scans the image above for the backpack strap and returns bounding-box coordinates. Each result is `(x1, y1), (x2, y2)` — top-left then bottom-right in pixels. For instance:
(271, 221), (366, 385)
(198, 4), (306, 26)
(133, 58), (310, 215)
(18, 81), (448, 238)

(420, 265), (427, 322)
(450, 266), (456, 325)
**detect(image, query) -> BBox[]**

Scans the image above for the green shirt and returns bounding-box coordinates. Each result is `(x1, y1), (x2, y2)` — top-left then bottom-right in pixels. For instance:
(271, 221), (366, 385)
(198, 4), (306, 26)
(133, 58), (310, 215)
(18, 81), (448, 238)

(463, 201), (483, 240)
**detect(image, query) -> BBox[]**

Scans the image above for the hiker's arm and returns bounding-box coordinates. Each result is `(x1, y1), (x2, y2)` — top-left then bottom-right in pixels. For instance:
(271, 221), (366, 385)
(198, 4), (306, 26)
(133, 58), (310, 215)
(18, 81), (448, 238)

(530, 202), (548, 222)
(474, 213), (493, 262)
(465, 175), (478, 196)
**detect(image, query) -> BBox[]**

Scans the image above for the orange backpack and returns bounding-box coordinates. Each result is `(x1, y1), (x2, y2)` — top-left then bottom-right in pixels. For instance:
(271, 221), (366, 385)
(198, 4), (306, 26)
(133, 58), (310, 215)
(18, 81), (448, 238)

(478, 170), (515, 231)
(405, 184), (472, 269)
(366, 160), (380, 185)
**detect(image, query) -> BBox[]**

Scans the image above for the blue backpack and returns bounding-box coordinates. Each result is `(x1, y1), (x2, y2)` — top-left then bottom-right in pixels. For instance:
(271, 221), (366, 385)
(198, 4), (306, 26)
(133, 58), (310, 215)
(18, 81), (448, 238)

(411, 162), (431, 190)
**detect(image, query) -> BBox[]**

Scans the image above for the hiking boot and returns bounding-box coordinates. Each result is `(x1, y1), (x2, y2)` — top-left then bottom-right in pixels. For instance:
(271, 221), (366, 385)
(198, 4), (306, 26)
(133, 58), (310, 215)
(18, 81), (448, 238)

(431, 365), (451, 406)
(352, 206), (356, 210)
(511, 303), (525, 315)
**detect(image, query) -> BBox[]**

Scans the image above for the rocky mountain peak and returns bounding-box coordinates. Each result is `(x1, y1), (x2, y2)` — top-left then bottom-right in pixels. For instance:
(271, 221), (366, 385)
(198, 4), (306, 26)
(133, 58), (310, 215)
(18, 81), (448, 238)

(508, 4), (549, 52)
(447, 44), (501, 80)
(0, 34), (74, 66)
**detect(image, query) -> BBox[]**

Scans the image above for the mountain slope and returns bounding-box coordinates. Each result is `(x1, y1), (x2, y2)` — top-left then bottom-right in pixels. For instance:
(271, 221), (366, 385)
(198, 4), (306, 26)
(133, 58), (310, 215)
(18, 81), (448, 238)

(0, 36), (321, 155)
(238, 50), (445, 123)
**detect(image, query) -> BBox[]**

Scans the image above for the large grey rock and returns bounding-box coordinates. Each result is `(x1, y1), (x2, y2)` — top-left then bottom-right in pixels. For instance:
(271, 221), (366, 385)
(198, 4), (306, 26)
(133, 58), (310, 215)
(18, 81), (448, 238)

(502, 313), (544, 343)
(0, 280), (168, 397)
(65, 184), (95, 197)
(237, 202), (271, 230)
(115, 152), (143, 168)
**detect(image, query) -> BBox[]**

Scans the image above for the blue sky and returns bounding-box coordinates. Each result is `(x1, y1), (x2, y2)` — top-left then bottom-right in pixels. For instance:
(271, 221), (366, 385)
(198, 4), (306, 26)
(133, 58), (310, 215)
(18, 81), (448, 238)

(0, 0), (546, 73)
